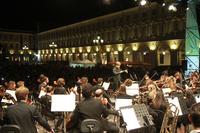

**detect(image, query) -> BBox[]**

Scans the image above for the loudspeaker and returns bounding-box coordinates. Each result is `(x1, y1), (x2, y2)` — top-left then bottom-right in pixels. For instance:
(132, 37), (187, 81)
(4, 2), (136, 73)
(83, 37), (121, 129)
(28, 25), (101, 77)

(182, 60), (187, 71)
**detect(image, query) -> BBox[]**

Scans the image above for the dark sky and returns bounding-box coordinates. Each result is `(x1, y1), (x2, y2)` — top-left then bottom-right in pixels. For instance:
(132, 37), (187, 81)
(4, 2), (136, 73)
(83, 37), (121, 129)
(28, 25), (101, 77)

(0, 0), (196, 33)
(0, 0), (136, 32)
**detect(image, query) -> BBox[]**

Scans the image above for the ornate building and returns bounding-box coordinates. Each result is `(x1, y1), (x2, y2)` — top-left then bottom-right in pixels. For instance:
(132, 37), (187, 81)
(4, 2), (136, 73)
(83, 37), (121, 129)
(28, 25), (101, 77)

(1, 2), (187, 67)
(0, 30), (35, 63)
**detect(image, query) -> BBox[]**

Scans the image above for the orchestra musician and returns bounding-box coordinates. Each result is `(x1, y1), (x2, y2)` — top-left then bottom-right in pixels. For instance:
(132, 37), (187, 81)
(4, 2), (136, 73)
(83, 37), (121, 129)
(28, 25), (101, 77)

(188, 103), (200, 133)
(38, 74), (49, 92)
(3, 86), (54, 133)
(39, 85), (55, 120)
(66, 84), (119, 133)
(53, 78), (67, 131)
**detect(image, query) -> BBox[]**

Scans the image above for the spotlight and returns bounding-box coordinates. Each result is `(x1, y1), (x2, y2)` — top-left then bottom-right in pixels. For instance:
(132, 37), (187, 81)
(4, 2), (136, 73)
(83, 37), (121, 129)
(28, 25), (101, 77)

(168, 4), (177, 12)
(140, 0), (147, 6)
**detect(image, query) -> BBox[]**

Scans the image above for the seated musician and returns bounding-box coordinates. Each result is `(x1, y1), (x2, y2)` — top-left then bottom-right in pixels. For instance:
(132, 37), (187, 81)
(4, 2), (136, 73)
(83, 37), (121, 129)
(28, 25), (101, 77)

(54, 78), (67, 94)
(147, 92), (167, 133)
(39, 85), (55, 119)
(6, 80), (16, 90)
(16, 80), (25, 88)
(3, 86), (54, 133)
(188, 103), (200, 133)
(53, 78), (67, 131)
(95, 89), (108, 106)
(114, 78), (133, 98)
(67, 84), (119, 133)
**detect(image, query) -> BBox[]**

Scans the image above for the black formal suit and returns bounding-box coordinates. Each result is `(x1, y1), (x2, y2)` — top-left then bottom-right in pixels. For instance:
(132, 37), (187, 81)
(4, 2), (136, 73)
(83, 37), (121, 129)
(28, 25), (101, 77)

(4, 101), (51, 133)
(68, 97), (119, 133)
(112, 67), (122, 91)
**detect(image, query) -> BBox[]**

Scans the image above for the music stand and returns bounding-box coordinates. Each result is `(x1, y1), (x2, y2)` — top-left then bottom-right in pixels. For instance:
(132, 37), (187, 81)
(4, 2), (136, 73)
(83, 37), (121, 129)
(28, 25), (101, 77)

(120, 104), (155, 133)
(162, 88), (171, 97)
(102, 82), (110, 91)
(166, 96), (188, 116)
(115, 98), (133, 111)
(126, 83), (139, 96)
(6, 90), (17, 101)
(51, 94), (76, 132)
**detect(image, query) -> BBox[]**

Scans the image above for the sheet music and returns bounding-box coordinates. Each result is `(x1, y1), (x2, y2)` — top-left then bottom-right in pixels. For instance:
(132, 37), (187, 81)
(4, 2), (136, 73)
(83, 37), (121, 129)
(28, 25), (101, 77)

(195, 95), (200, 103)
(167, 97), (183, 116)
(120, 107), (141, 131)
(1, 99), (14, 104)
(38, 90), (47, 98)
(6, 90), (17, 101)
(162, 88), (171, 97)
(51, 94), (75, 112)
(115, 98), (133, 110)
(126, 83), (139, 96)
(102, 82), (110, 91)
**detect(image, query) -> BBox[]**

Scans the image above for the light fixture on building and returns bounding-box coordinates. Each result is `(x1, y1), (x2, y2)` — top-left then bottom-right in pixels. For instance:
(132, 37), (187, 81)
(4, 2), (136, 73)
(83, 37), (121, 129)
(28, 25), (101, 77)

(114, 51), (118, 55)
(169, 40), (180, 50)
(50, 49), (53, 54)
(106, 45), (111, 52)
(71, 48), (76, 53)
(49, 42), (57, 48)
(60, 48), (63, 54)
(170, 42), (179, 50)
(162, 2), (166, 7)
(78, 47), (83, 53)
(131, 43), (139, 51)
(162, 51), (166, 55)
(46, 49), (49, 54)
(9, 50), (14, 54)
(93, 36), (104, 44)
(95, 46), (99, 52)
(117, 44), (124, 52)
(55, 49), (58, 54)
(86, 46), (91, 53)
(28, 50), (32, 54)
(65, 48), (69, 53)
(168, 3), (177, 12)
(143, 52), (147, 55)
(140, 0), (147, 6)
(148, 42), (157, 51)
(22, 45), (29, 50)
(19, 50), (24, 55)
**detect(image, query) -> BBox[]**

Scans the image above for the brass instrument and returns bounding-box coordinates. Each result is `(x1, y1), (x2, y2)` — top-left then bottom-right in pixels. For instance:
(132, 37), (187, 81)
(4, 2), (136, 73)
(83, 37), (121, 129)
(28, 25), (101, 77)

(160, 103), (179, 133)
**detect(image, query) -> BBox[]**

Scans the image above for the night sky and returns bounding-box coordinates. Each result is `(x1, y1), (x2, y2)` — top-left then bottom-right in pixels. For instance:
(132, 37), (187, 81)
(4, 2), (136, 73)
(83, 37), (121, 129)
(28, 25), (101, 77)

(0, 0), (136, 32)
(0, 0), (197, 33)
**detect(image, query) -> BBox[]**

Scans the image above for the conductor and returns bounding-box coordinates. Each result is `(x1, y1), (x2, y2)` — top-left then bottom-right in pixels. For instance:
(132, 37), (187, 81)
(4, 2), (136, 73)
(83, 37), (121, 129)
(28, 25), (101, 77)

(112, 61), (127, 91)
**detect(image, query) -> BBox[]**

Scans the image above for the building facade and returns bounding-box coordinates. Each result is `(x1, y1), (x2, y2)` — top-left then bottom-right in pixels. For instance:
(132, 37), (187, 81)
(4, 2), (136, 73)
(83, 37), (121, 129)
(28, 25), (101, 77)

(1, 2), (187, 67)
(0, 30), (35, 63)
